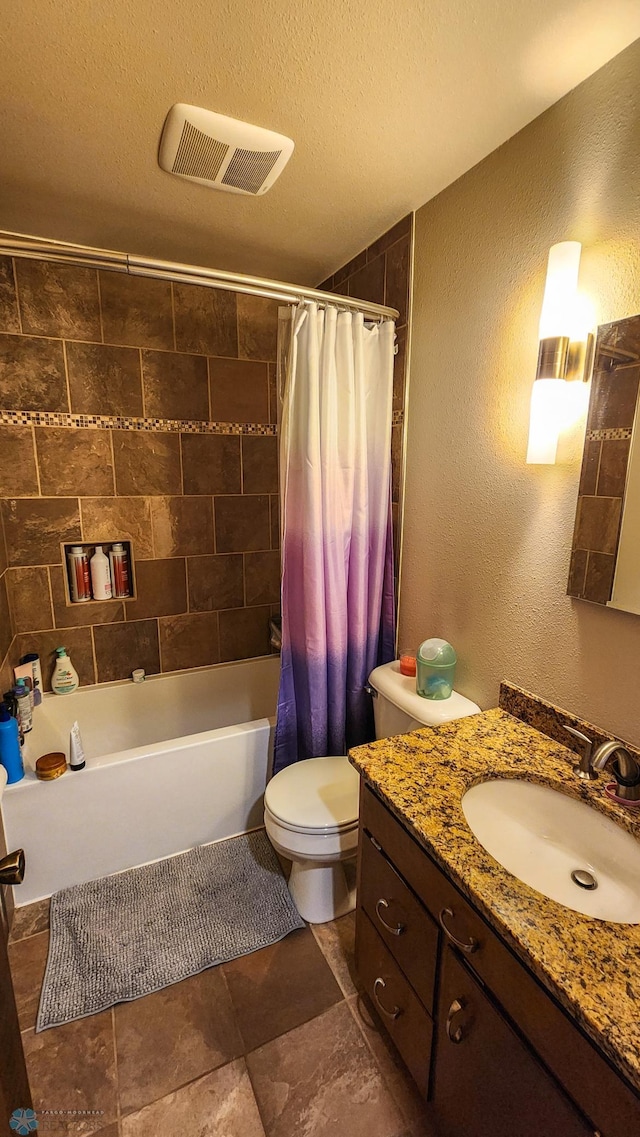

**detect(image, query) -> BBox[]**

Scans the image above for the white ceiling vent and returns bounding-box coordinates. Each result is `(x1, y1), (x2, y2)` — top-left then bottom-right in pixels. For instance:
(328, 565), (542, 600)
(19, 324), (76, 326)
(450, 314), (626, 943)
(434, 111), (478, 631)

(158, 105), (294, 196)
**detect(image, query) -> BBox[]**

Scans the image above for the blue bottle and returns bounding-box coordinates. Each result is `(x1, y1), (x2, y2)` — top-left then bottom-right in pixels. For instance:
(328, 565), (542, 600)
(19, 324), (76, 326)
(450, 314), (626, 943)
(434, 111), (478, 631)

(0, 706), (24, 784)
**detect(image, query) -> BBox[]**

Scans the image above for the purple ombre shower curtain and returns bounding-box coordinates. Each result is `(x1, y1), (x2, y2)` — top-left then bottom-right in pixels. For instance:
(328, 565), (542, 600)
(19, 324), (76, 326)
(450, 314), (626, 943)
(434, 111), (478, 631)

(273, 302), (396, 774)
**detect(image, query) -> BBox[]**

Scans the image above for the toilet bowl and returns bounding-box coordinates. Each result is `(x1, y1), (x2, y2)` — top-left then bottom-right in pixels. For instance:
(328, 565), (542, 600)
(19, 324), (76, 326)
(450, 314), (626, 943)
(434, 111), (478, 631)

(265, 660), (481, 924)
(264, 755), (360, 924)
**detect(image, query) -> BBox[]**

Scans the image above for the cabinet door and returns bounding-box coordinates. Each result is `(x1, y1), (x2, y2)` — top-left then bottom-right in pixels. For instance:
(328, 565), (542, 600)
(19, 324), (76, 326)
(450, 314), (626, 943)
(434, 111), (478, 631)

(432, 948), (594, 1137)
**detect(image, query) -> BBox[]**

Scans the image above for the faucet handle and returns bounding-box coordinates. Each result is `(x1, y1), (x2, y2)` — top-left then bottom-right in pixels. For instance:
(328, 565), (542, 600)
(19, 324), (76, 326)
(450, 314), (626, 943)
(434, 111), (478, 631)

(562, 724), (597, 780)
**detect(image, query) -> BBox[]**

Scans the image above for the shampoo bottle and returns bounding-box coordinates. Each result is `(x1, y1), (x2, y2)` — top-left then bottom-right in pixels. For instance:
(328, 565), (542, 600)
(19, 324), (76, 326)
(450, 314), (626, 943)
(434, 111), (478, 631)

(109, 542), (131, 598)
(13, 680), (33, 734)
(68, 546), (92, 602)
(52, 647), (79, 696)
(21, 653), (43, 707)
(90, 546), (112, 600)
(0, 706), (24, 784)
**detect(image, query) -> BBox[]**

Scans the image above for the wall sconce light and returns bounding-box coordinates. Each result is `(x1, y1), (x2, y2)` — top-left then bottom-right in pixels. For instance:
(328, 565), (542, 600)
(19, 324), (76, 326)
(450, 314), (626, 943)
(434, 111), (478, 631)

(526, 241), (594, 464)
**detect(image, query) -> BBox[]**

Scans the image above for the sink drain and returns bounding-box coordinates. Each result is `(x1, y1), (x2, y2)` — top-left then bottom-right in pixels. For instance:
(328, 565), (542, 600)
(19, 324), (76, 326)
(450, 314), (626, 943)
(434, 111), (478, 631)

(571, 868), (598, 890)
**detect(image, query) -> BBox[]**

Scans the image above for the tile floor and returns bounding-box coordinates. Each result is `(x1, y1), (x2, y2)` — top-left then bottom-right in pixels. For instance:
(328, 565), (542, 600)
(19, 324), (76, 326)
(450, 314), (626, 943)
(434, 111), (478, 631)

(9, 898), (434, 1137)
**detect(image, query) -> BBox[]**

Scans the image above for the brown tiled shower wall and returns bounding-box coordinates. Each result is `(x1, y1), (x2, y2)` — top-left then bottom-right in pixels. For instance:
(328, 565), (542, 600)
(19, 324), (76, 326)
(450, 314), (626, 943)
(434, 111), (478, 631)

(0, 220), (411, 692)
(0, 256), (280, 691)
(318, 213), (413, 570)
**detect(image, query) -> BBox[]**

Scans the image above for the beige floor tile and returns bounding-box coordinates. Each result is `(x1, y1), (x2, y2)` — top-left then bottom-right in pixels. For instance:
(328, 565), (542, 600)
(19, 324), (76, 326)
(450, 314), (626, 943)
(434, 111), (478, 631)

(9, 929), (49, 1030)
(247, 1001), (405, 1137)
(347, 993), (435, 1136)
(311, 911), (360, 997)
(22, 1010), (117, 1134)
(222, 927), (342, 1052)
(121, 1060), (265, 1137)
(115, 966), (243, 1115)
(9, 898), (51, 942)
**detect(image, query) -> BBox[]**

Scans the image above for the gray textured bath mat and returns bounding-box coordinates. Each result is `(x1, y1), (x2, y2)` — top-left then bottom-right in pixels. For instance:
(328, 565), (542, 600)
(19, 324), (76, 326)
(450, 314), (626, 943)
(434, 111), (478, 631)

(37, 829), (304, 1031)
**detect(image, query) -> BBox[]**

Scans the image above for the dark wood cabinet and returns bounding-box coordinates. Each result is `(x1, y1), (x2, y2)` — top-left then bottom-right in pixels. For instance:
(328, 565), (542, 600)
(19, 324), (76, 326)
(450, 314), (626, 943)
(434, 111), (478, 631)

(355, 781), (640, 1137)
(432, 947), (592, 1137)
(359, 829), (439, 1012)
(355, 907), (433, 1094)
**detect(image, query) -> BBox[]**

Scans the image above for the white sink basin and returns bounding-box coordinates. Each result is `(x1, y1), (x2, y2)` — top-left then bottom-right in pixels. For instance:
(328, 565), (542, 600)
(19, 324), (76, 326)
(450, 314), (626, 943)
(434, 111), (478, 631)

(462, 779), (640, 923)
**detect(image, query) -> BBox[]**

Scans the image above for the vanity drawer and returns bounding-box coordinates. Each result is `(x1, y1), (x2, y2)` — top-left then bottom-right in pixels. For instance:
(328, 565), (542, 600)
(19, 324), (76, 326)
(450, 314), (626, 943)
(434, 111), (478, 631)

(359, 828), (438, 1013)
(355, 906), (433, 1096)
(361, 784), (485, 957)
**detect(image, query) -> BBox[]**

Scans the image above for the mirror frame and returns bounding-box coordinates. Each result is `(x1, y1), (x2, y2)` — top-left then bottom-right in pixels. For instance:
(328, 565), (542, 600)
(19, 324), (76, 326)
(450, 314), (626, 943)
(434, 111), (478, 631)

(568, 313), (640, 609)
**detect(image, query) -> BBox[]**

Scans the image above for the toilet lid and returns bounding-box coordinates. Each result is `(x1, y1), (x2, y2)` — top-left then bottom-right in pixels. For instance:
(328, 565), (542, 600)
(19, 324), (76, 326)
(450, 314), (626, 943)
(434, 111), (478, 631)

(265, 756), (360, 832)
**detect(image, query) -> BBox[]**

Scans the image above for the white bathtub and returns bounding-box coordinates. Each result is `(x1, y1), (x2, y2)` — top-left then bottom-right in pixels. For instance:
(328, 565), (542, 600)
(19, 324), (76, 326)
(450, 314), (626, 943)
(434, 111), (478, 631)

(1, 656), (280, 906)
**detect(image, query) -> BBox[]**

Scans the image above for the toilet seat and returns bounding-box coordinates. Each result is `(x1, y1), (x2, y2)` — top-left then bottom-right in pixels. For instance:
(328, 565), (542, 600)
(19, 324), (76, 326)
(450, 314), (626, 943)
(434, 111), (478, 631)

(263, 754), (360, 923)
(264, 755), (360, 834)
(264, 807), (358, 837)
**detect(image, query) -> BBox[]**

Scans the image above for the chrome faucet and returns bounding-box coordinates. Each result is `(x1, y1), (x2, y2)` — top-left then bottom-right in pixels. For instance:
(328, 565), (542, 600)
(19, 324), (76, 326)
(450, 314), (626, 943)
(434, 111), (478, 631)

(563, 724), (640, 801)
(591, 740), (640, 802)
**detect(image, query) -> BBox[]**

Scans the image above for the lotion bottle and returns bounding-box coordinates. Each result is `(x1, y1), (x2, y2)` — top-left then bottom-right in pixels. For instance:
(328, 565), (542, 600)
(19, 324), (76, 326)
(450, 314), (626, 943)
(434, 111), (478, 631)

(90, 546), (112, 600)
(69, 721), (86, 770)
(52, 647), (79, 695)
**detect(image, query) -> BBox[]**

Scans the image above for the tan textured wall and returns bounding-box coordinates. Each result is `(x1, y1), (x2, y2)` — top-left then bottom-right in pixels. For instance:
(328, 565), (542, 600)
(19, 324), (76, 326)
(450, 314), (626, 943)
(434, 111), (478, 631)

(401, 39), (640, 746)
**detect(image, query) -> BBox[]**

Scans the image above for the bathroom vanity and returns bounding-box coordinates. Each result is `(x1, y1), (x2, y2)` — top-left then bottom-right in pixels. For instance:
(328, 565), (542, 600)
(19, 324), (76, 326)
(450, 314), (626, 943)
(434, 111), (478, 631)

(350, 709), (640, 1137)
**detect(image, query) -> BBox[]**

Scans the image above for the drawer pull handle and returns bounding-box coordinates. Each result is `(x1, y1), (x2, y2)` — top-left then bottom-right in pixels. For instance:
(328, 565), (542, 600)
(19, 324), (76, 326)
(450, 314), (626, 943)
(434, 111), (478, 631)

(375, 898), (405, 936)
(446, 997), (465, 1044)
(373, 977), (401, 1021)
(369, 835), (383, 852)
(438, 907), (479, 954)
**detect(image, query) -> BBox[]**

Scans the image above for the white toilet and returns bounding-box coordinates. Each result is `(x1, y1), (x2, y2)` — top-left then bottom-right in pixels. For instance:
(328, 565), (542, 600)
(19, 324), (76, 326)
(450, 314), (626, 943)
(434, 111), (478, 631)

(264, 660), (480, 923)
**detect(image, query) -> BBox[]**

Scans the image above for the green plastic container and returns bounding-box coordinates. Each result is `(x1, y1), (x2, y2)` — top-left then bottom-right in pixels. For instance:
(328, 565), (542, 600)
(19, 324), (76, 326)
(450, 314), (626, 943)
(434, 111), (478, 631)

(416, 638), (456, 700)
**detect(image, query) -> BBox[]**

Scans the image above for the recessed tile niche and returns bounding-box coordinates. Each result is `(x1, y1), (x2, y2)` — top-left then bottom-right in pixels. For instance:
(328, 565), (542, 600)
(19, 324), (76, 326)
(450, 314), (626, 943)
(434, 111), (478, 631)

(61, 541), (137, 606)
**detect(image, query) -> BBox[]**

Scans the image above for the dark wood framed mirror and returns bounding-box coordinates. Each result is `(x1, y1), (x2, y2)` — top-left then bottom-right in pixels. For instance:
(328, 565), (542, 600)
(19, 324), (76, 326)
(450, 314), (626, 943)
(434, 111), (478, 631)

(568, 313), (640, 613)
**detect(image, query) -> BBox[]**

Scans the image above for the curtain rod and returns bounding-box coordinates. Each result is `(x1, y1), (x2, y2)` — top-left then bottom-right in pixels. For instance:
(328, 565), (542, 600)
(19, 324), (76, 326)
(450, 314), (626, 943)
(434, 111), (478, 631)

(0, 230), (399, 321)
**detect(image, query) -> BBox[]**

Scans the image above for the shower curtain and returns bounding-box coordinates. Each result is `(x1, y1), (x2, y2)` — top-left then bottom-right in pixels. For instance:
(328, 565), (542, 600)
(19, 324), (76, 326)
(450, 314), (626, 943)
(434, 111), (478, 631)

(273, 302), (396, 774)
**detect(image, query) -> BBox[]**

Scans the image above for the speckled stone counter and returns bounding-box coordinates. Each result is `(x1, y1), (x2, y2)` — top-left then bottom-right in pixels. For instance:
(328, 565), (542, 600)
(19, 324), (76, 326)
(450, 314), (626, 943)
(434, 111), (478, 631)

(349, 708), (640, 1093)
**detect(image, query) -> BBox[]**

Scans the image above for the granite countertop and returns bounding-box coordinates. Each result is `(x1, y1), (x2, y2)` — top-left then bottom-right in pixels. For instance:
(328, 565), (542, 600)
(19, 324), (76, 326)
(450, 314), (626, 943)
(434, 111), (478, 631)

(349, 707), (640, 1093)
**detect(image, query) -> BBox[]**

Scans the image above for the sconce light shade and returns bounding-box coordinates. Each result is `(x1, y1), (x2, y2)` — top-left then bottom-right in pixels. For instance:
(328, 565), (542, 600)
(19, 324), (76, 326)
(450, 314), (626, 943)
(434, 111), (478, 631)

(527, 241), (593, 465)
(538, 242), (582, 340)
(526, 377), (566, 464)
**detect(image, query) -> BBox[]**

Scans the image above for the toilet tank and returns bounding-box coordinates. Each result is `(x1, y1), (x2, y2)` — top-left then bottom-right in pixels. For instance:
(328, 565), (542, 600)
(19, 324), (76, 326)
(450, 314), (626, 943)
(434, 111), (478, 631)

(368, 660), (480, 740)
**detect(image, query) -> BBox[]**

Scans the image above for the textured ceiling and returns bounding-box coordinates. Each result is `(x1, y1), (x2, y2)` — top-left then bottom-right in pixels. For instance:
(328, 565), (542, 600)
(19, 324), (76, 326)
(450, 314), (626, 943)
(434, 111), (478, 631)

(2, 1), (639, 284)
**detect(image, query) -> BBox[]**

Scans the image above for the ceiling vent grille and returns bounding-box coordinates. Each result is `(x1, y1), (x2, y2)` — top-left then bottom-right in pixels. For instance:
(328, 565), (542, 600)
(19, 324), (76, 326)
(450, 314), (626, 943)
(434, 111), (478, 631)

(158, 105), (294, 196)
(172, 122), (229, 181)
(221, 148), (282, 194)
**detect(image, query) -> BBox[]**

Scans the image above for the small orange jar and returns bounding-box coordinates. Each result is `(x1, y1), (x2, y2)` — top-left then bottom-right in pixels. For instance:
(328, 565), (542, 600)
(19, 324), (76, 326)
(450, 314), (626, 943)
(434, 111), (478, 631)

(399, 649), (416, 677)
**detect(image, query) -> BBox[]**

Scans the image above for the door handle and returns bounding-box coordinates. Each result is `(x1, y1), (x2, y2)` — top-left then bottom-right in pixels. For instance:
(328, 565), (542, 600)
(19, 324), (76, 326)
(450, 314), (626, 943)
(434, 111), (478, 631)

(373, 977), (401, 1021)
(438, 907), (479, 954)
(446, 997), (466, 1044)
(375, 898), (405, 936)
(0, 850), (25, 886)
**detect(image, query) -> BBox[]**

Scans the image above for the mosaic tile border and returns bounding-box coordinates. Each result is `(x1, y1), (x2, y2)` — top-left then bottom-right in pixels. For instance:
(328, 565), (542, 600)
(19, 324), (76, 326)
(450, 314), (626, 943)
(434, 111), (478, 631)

(586, 427), (632, 441)
(0, 410), (277, 436)
(1, 408), (403, 433)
